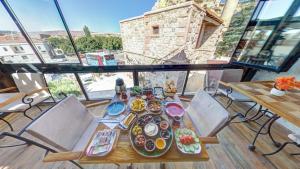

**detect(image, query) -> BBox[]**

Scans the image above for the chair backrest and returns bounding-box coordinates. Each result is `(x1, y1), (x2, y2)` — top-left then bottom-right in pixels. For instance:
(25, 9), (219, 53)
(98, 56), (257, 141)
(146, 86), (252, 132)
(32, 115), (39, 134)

(12, 73), (47, 93)
(205, 70), (224, 91)
(186, 90), (230, 137)
(220, 69), (244, 83)
(26, 96), (94, 151)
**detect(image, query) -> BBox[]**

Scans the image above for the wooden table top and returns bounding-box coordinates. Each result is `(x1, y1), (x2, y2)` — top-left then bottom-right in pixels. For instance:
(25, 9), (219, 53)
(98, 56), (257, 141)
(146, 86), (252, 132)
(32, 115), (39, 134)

(78, 94), (209, 164)
(228, 81), (300, 127)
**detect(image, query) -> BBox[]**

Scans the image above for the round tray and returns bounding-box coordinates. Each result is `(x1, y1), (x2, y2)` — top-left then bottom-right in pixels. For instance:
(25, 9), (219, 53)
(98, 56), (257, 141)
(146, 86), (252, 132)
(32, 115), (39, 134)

(129, 114), (173, 158)
(147, 99), (162, 114)
(106, 102), (126, 116)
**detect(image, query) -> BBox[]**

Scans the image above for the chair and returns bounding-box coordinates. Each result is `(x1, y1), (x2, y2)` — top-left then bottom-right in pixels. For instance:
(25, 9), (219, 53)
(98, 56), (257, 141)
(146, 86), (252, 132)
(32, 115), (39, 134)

(204, 69), (257, 119)
(183, 90), (239, 137)
(0, 81), (57, 131)
(12, 73), (55, 103)
(264, 133), (300, 156)
(0, 96), (110, 168)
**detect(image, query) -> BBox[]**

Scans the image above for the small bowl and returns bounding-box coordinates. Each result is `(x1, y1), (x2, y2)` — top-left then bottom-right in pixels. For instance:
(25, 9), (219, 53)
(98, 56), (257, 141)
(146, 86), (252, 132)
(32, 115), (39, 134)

(145, 139), (155, 152)
(155, 138), (166, 150)
(144, 123), (159, 137)
(134, 134), (146, 147)
(160, 121), (169, 130)
(153, 116), (162, 125)
(160, 130), (171, 140)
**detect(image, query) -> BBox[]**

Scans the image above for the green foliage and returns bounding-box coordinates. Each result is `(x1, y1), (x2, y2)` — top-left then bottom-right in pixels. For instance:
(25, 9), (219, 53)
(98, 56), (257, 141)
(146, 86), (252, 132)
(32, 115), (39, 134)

(83, 25), (91, 37)
(48, 37), (74, 54)
(215, 1), (256, 57)
(48, 78), (81, 99)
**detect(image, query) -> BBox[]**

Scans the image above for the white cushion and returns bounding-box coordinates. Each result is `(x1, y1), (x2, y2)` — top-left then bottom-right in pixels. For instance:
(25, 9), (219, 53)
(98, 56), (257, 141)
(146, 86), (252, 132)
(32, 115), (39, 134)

(288, 134), (300, 144)
(72, 118), (98, 151)
(0, 92), (50, 112)
(12, 73), (47, 93)
(186, 90), (230, 137)
(26, 96), (94, 151)
(218, 88), (251, 102)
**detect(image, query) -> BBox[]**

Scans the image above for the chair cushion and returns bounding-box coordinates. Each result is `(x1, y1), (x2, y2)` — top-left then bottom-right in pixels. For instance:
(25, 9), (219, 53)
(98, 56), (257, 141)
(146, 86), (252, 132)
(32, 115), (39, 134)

(288, 134), (300, 144)
(186, 90), (230, 137)
(218, 88), (251, 102)
(26, 96), (94, 151)
(0, 92), (50, 112)
(72, 118), (99, 151)
(12, 73), (47, 93)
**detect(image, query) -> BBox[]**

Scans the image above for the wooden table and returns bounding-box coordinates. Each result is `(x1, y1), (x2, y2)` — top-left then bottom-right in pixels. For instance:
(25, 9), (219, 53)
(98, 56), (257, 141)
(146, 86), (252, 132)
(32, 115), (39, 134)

(79, 95), (209, 164)
(229, 81), (300, 127)
(44, 94), (212, 165)
(228, 81), (300, 152)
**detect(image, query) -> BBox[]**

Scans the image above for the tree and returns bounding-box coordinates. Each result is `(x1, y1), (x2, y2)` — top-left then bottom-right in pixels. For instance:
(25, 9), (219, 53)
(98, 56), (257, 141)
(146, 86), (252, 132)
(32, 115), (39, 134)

(48, 37), (74, 54)
(83, 25), (91, 37)
(75, 36), (99, 52)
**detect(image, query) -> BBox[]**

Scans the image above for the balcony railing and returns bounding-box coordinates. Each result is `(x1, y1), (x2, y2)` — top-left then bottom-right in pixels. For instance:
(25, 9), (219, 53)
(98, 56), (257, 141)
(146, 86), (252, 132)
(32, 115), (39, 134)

(1, 63), (246, 101)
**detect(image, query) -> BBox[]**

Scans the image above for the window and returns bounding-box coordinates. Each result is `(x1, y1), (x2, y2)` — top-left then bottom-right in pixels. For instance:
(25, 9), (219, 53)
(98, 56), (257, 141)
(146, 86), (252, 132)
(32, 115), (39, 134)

(152, 26), (159, 35)
(21, 55), (28, 59)
(19, 46), (24, 50)
(7, 0), (80, 64)
(231, 0), (300, 71)
(0, 4), (40, 64)
(37, 46), (41, 50)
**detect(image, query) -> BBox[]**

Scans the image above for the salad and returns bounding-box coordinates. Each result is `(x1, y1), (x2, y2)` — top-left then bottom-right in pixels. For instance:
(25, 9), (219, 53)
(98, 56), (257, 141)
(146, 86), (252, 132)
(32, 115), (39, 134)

(175, 128), (201, 154)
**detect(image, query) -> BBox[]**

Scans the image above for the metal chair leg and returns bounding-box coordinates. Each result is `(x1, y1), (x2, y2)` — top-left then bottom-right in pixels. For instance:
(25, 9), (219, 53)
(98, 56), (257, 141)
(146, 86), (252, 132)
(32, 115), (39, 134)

(267, 115), (281, 147)
(23, 110), (33, 120)
(290, 153), (300, 156)
(248, 115), (274, 151)
(225, 99), (233, 109)
(0, 117), (13, 131)
(263, 142), (296, 156)
(36, 105), (43, 112)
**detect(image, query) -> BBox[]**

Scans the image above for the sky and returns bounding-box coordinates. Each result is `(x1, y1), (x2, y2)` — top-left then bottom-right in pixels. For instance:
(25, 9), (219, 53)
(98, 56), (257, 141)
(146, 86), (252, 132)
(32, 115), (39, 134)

(0, 0), (156, 33)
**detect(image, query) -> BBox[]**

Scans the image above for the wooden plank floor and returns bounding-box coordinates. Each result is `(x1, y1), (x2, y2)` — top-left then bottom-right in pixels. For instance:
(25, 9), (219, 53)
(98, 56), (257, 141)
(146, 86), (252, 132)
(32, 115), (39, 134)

(0, 96), (299, 169)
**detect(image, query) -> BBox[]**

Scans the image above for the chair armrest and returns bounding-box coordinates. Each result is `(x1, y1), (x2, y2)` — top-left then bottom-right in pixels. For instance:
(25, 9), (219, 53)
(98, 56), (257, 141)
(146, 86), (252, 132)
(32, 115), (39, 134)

(199, 136), (219, 144)
(43, 151), (82, 162)
(219, 81), (230, 87)
(0, 87), (17, 93)
(178, 96), (192, 102)
(85, 100), (111, 108)
(27, 87), (49, 96)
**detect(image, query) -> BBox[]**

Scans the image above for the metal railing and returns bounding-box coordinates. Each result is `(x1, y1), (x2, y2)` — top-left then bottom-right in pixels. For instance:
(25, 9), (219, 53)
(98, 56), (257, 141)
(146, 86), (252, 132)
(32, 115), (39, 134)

(0, 63), (249, 101)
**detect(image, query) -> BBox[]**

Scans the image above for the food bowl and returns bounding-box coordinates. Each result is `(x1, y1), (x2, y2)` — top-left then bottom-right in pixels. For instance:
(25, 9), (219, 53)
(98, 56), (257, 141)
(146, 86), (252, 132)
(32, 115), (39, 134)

(155, 138), (166, 150)
(147, 99), (162, 113)
(153, 116), (162, 125)
(134, 134), (146, 147)
(160, 121), (169, 130)
(145, 139), (155, 152)
(160, 130), (171, 140)
(144, 123), (158, 137)
(130, 99), (146, 112)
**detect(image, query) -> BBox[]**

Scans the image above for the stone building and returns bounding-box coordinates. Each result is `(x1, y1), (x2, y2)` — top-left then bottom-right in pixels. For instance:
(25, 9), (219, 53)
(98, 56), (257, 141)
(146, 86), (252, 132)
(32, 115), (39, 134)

(120, 1), (224, 64)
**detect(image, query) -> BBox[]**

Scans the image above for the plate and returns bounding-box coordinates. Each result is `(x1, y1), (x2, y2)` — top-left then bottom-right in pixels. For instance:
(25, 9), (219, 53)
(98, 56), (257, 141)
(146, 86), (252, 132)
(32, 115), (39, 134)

(130, 98), (146, 112)
(106, 102), (126, 116)
(165, 102), (185, 117)
(147, 99), (162, 113)
(175, 128), (201, 155)
(129, 114), (173, 158)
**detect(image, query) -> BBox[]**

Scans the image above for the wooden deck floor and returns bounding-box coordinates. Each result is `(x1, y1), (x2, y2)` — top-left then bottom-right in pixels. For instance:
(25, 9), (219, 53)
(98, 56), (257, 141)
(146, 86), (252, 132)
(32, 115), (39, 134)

(0, 96), (299, 169)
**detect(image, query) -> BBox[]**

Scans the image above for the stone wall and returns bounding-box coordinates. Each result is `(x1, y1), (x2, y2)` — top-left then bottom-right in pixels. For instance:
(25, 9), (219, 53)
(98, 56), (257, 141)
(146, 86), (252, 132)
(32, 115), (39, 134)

(120, 1), (223, 64)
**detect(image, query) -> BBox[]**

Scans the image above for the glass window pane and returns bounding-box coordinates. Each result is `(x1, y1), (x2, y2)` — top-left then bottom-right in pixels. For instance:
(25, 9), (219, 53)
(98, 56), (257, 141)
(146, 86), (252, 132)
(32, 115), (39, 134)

(139, 71), (187, 94)
(44, 74), (84, 101)
(78, 72), (133, 99)
(7, 0), (79, 63)
(184, 71), (206, 95)
(0, 4), (40, 64)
